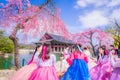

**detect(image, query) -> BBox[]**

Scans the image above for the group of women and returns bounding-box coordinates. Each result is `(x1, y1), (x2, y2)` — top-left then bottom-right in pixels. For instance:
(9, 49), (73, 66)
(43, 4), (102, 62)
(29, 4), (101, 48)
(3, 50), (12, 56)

(9, 42), (120, 80)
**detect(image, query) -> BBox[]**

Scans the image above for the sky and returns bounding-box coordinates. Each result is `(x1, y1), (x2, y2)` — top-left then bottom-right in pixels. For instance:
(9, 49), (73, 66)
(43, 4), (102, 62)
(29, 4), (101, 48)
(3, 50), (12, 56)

(0, 0), (120, 33)
(54, 0), (120, 33)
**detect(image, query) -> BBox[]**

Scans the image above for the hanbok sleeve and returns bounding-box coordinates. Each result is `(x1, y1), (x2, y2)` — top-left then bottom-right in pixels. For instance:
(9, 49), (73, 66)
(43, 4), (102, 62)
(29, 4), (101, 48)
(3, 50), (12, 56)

(60, 60), (66, 72)
(51, 54), (56, 67)
(62, 49), (70, 59)
(98, 55), (104, 64)
(100, 55), (109, 64)
(33, 52), (40, 65)
(110, 50), (115, 55)
(83, 54), (88, 63)
(109, 52), (115, 66)
(113, 60), (120, 68)
(66, 53), (74, 65)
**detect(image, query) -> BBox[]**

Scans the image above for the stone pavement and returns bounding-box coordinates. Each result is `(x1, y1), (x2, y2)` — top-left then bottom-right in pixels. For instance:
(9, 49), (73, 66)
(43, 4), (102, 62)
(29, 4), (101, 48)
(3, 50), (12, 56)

(0, 70), (15, 80)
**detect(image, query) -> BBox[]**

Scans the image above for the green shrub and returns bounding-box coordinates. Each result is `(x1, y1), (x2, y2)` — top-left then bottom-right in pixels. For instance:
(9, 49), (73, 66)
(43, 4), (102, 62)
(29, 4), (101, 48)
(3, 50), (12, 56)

(0, 31), (14, 53)
(0, 55), (13, 69)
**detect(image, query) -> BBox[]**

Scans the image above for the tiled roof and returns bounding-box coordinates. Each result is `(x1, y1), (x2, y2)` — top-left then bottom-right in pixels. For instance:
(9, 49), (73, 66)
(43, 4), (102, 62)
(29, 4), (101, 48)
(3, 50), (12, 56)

(41, 33), (74, 44)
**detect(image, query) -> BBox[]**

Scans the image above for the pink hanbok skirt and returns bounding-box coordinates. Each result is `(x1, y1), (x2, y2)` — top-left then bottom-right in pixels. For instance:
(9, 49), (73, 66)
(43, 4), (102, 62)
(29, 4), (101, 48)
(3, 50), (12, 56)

(110, 68), (120, 80)
(29, 66), (59, 80)
(9, 62), (37, 80)
(90, 61), (113, 80)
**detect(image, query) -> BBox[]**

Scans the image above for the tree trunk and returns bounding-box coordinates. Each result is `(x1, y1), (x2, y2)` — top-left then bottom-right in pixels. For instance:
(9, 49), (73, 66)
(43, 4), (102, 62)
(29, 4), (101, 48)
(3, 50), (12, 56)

(89, 32), (96, 56)
(90, 42), (96, 56)
(99, 41), (102, 47)
(10, 36), (20, 69)
(9, 25), (21, 70)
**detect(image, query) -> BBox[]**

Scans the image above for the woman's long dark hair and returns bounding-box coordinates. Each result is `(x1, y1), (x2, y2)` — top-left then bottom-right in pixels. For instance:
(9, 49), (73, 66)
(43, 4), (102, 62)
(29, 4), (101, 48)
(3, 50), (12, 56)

(100, 46), (106, 56)
(72, 45), (80, 52)
(39, 43), (50, 60)
(28, 45), (41, 64)
(34, 45), (41, 55)
(97, 46), (106, 60)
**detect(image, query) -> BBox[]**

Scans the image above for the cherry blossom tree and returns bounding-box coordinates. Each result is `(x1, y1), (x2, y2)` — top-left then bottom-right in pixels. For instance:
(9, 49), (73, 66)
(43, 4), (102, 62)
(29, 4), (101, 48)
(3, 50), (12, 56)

(0, 0), (70, 69)
(73, 29), (113, 56)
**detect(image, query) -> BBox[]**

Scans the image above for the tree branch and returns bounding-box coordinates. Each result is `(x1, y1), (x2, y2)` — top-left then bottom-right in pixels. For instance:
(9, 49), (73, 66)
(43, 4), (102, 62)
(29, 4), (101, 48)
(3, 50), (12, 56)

(115, 19), (120, 29)
(39, 0), (52, 9)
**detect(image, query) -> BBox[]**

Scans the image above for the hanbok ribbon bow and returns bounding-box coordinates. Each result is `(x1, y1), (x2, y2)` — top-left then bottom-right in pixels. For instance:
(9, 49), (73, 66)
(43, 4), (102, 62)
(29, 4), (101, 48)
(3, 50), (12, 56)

(42, 46), (47, 61)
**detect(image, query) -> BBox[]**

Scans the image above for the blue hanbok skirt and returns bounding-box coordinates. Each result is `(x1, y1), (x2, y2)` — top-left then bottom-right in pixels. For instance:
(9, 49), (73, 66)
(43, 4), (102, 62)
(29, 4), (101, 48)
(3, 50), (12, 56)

(60, 59), (91, 80)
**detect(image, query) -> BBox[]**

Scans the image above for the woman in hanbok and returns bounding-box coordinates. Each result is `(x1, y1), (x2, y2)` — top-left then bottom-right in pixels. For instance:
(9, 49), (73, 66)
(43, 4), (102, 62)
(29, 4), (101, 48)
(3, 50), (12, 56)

(56, 46), (70, 77)
(109, 50), (120, 80)
(63, 46), (70, 59)
(110, 60), (120, 80)
(29, 44), (59, 80)
(60, 45), (91, 80)
(90, 46), (113, 80)
(56, 54), (69, 78)
(9, 45), (43, 80)
(83, 46), (97, 69)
